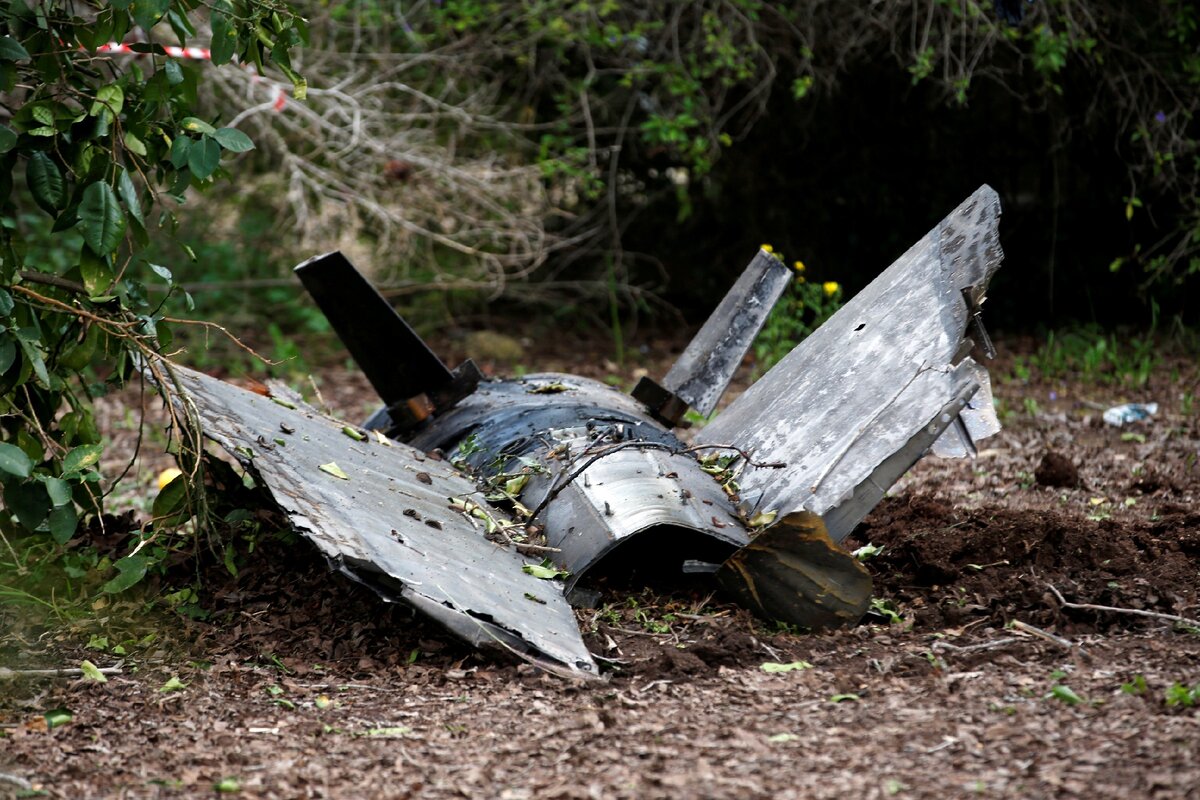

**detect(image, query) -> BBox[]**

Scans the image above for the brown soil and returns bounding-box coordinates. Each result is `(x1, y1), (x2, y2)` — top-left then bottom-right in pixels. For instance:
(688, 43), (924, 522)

(2, 334), (1199, 799)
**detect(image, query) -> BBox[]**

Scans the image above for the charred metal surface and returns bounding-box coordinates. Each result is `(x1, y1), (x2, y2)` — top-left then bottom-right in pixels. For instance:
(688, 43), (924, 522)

(407, 374), (749, 586)
(717, 511), (872, 631)
(630, 376), (690, 427)
(697, 185), (1003, 541)
(169, 364), (598, 678)
(661, 250), (792, 417)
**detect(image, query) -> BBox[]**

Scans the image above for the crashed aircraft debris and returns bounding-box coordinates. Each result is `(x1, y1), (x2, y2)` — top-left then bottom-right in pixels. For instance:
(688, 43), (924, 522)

(171, 184), (1004, 678)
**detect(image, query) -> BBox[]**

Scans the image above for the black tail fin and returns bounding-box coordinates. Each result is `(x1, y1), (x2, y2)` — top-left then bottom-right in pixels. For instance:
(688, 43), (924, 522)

(294, 252), (467, 412)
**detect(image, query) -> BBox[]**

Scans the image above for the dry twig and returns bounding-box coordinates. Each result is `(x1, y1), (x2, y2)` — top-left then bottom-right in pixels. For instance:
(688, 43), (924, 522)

(1048, 584), (1200, 630)
(932, 637), (1020, 654)
(1010, 620), (1086, 656)
(0, 665), (123, 680)
(0, 773), (32, 791)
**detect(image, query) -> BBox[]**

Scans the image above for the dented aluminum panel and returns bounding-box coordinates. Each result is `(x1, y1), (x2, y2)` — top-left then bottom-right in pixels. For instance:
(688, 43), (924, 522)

(697, 185), (1003, 542)
(168, 364), (598, 678)
(526, 433), (749, 587)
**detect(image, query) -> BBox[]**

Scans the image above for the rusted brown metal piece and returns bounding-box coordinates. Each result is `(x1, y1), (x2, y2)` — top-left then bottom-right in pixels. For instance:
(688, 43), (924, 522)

(717, 512), (872, 630)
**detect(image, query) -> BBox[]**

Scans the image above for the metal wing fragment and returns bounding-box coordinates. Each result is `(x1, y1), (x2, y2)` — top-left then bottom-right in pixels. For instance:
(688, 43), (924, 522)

(169, 364), (598, 678)
(698, 185), (1004, 542)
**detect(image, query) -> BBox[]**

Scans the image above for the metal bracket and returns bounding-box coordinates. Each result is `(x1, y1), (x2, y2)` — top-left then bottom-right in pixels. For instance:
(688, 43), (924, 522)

(961, 285), (996, 359)
(631, 376), (691, 428)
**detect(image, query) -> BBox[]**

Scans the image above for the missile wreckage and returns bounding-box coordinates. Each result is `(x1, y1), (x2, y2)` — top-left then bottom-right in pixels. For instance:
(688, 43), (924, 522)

(169, 185), (1004, 678)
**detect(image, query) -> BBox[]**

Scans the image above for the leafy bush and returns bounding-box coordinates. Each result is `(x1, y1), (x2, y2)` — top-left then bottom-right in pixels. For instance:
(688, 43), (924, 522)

(1, 2), (304, 565)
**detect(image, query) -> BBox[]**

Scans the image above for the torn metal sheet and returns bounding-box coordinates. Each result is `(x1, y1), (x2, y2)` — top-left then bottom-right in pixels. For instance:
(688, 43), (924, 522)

(697, 185), (1003, 542)
(168, 364), (598, 678)
(716, 511), (872, 630)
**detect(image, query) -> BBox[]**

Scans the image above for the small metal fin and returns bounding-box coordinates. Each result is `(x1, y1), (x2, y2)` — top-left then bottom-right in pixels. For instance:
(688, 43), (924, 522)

(295, 251), (456, 409)
(660, 249), (792, 416)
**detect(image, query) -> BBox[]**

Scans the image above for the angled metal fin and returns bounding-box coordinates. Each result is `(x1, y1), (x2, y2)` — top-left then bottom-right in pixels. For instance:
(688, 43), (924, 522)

(295, 252), (456, 408)
(697, 185), (1004, 541)
(170, 363), (598, 678)
(661, 249), (792, 416)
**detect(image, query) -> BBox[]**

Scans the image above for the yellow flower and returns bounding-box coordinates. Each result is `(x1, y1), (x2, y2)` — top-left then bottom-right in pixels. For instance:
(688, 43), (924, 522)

(823, 281), (840, 297)
(792, 261), (805, 273)
(156, 467), (183, 490)
(760, 244), (774, 254)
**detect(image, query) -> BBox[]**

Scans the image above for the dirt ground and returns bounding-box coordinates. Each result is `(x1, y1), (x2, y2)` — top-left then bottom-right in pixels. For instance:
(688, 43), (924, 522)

(2, 330), (1198, 799)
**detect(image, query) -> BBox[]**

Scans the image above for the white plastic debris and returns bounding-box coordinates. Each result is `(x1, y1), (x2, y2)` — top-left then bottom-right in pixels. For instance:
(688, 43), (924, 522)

(1102, 402), (1158, 427)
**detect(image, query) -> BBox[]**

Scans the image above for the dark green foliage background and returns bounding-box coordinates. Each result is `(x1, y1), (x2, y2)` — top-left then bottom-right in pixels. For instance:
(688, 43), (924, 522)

(407, 0), (1200, 328)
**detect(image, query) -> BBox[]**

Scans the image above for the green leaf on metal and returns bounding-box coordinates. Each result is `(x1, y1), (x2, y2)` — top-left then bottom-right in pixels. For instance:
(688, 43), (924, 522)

(79, 181), (126, 255)
(0, 442), (32, 478)
(187, 135), (221, 179)
(0, 36), (30, 62)
(102, 554), (148, 594)
(522, 563), (569, 580)
(318, 462), (350, 481)
(62, 444), (103, 474)
(26, 152), (65, 214)
(213, 127), (254, 153)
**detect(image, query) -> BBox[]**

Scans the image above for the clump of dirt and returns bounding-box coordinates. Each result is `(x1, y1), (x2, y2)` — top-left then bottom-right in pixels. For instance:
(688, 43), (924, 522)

(855, 494), (1199, 632)
(1035, 450), (1080, 487)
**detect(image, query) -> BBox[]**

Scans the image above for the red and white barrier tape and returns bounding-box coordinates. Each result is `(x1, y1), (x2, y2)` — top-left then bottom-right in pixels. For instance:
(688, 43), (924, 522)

(95, 41), (288, 111)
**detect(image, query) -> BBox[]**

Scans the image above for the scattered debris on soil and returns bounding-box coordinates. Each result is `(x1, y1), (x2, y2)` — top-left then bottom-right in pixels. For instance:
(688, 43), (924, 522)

(2, 335), (1198, 799)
